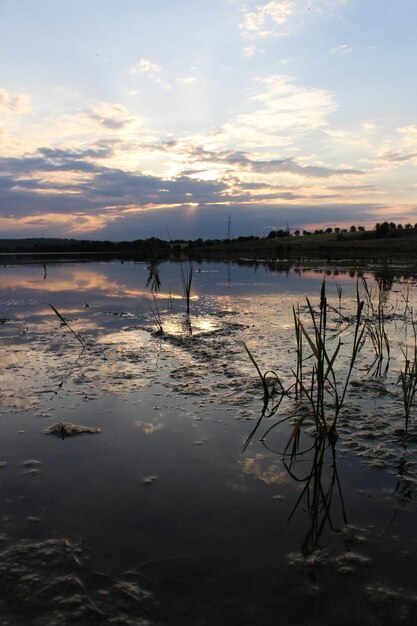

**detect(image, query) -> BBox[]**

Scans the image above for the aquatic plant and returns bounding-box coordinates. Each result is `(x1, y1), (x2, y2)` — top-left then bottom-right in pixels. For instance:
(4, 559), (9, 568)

(180, 263), (193, 315)
(49, 304), (86, 349)
(241, 341), (289, 452)
(181, 315), (193, 336)
(292, 280), (365, 438)
(361, 277), (390, 375)
(292, 304), (303, 399)
(146, 261), (161, 292)
(335, 282), (343, 314)
(243, 341), (284, 401)
(243, 281), (365, 447)
(167, 283), (174, 312)
(401, 282), (411, 320)
(399, 319), (417, 429)
(147, 294), (164, 336)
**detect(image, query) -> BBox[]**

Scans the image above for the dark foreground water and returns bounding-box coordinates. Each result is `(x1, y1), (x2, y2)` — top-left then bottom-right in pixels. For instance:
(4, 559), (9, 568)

(1, 258), (417, 625)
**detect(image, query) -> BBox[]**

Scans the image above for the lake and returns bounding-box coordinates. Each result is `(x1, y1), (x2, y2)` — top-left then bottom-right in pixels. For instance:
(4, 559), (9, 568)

(1, 257), (417, 625)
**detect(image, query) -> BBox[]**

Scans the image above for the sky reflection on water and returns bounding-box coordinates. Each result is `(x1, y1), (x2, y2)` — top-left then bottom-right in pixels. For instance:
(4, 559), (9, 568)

(1, 259), (417, 625)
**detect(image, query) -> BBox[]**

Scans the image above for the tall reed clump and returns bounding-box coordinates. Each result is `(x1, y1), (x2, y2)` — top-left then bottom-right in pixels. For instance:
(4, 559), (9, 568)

(399, 318), (417, 430)
(180, 263), (193, 315)
(293, 280), (365, 439)
(361, 276), (390, 375)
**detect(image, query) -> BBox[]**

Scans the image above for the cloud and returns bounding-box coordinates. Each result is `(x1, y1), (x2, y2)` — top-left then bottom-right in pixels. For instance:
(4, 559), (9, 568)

(329, 44), (352, 55)
(244, 46), (257, 57)
(0, 145), (363, 239)
(39, 145), (115, 161)
(396, 125), (417, 150)
(397, 125), (417, 135)
(0, 144), (402, 239)
(0, 148), (234, 221)
(252, 158), (361, 177)
(240, 1), (295, 38)
(329, 184), (378, 191)
(183, 147), (362, 178)
(214, 75), (338, 149)
(377, 151), (417, 163)
(239, 0), (347, 39)
(83, 103), (136, 130)
(0, 87), (30, 113)
(129, 58), (161, 75)
(128, 57), (171, 89)
(178, 76), (197, 85)
(0, 199), (390, 240)
(89, 202), (388, 241)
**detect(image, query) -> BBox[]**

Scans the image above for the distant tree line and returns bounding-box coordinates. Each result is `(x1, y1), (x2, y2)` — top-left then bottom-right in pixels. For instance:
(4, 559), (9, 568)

(2, 222), (417, 255)
(267, 222), (417, 239)
(0, 237), (172, 256)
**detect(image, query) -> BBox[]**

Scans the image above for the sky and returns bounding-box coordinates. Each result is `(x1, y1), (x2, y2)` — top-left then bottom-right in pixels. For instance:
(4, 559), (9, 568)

(1, 0), (416, 241)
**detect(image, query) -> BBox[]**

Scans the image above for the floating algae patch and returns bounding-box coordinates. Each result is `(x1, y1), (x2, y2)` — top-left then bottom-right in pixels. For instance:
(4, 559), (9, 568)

(0, 534), (158, 625)
(43, 422), (101, 437)
(366, 583), (417, 623)
(338, 400), (417, 474)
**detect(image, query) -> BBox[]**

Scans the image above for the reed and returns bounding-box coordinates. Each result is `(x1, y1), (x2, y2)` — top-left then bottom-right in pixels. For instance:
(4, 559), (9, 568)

(361, 277), (390, 375)
(49, 304), (86, 349)
(292, 304), (303, 399)
(243, 281), (365, 448)
(242, 341), (284, 401)
(167, 283), (174, 313)
(181, 315), (193, 336)
(336, 282), (343, 318)
(146, 261), (161, 292)
(147, 294), (164, 336)
(402, 282), (411, 319)
(180, 263), (193, 315)
(241, 341), (288, 451)
(293, 280), (365, 438)
(399, 318), (417, 429)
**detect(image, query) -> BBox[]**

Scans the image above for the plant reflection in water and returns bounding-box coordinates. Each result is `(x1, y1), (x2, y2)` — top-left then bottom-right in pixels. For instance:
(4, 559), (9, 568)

(244, 392), (347, 556)
(283, 435), (347, 556)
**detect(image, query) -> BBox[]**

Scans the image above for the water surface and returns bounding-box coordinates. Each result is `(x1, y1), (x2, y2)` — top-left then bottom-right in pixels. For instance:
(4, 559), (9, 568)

(1, 259), (417, 625)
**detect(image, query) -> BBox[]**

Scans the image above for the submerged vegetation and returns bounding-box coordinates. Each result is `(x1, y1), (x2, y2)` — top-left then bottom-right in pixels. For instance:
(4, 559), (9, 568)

(243, 275), (417, 457)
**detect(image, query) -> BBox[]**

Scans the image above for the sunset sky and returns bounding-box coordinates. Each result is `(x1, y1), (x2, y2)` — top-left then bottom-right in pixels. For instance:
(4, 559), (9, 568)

(1, 0), (416, 240)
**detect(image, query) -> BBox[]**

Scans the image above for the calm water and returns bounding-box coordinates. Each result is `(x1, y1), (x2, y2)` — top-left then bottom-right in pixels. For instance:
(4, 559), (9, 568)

(1, 258), (417, 625)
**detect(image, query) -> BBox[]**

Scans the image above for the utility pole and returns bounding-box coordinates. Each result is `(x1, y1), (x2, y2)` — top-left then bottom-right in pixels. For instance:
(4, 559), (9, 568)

(228, 214), (231, 240)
